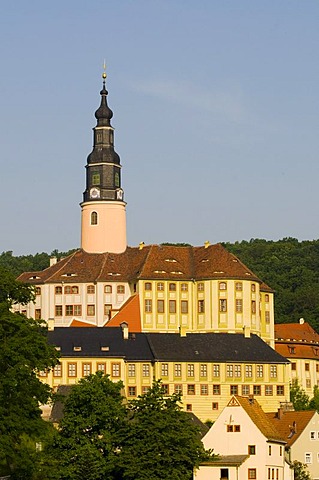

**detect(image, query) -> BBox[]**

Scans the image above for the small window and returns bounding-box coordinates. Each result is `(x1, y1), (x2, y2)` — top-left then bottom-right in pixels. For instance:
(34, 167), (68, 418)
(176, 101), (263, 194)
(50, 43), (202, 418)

(91, 211), (98, 225)
(212, 402), (219, 410)
(55, 305), (63, 316)
(269, 445), (272, 456)
(251, 300), (256, 314)
(245, 365), (253, 378)
(310, 431), (316, 440)
(145, 299), (152, 313)
(174, 384), (183, 394)
(128, 386), (136, 397)
(251, 284), (256, 292)
(265, 294), (269, 302)
(288, 345), (296, 354)
(248, 445), (256, 455)
(35, 309), (41, 319)
(82, 363), (92, 377)
(112, 363), (121, 377)
(187, 364), (195, 377)
(230, 385), (238, 395)
(87, 305), (95, 316)
(74, 305), (82, 315)
(142, 386), (150, 394)
(270, 365), (277, 378)
(253, 385), (261, 395)
(200, 384), (208, 395)
(181, 300), (188, 314)
(197, 282), (204, 291)
(145, 282), (152, 291)
(277, 385), (284, 395)
(248, 469), (257, 479)
(55, 286), (62, 294)
(265, 311), (270, 323)
(53, 364), (62, 377)
(114, 172), (120, 187)
(234, 365), (241, 377)
(128, 364), (136, 377)
(219, 299), (227, 312)
(175, 364), (182, 377)
(236, 299), (243, 313)
(162, 384), (169, 395)
(169, 300), (176, 314)
(213, 364), (220, 377)
(161, 363), (168, 377)
(35, 287), (41, 295)
(105, 285), (112, 293)
(87, 285), (95, 294)
(157, 282), (164, 291)
(200, 364), (207, 377)
(265, 385), (273, 396)
(68, 363), (77, 377)
(186, 404), (192, 412)
(219, 282), (227, 290)
(169, 283), (176, 291)
(226, 365), (233, 377)
(256, 365), (263, 377)
(181, 283), (188, 291)
(305, 452), (312, 464)
(65, 305), (73, 316)
(242, 385), (250, 395)
(104, 304), (111, 316)
(97, 363), (106, 373)
(71, 286), (79, 294)
(235, 282), (242, 291)
(157, 299), (164, 313)
(117, 285), (125, 294)
(306, 379), (311, 388)
(198, 300), (205, 313)
(92, 172), (100, 185)
(187, 384), (195, 395)
(305, 363), (310, 371)
(213, 384), (220, 395)
(142, 364), (150, 377)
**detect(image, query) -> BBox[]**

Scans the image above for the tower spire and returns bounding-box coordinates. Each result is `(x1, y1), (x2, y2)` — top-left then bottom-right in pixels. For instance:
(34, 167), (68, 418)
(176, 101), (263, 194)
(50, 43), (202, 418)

(80, 69), (127, 254)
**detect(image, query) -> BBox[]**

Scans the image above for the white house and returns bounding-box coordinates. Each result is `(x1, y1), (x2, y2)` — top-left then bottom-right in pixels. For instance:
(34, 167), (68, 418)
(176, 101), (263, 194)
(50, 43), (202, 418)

(194, 396), (293, 480)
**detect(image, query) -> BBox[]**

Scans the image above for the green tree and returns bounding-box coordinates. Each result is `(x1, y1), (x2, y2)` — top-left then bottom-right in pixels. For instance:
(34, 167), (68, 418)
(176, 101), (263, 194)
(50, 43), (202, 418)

(290, 380), (310, 411)
(309, 385), (319, 411)
(51, 372), (126, 480)
(292, 460), (311, 480)
(116, 381), (209, 480)
(0, 266), (59, 478)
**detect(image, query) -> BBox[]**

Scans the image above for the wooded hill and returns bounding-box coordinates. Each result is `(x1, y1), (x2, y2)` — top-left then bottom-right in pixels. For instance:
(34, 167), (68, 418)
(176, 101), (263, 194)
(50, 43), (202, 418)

(1, 238), (319, 331)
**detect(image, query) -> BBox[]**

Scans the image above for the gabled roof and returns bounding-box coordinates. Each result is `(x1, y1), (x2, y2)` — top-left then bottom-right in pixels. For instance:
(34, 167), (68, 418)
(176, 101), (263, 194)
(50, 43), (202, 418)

(106, 294), (141, 332)
(17, 244), (271, 287)
(200, 454), (249, 467)
(47, 328), (289, 364)
(275, 322), (319, 343)
(275, 343), (319, 360)
(266, 410), (317, 447)
(234, 396), (286, 443)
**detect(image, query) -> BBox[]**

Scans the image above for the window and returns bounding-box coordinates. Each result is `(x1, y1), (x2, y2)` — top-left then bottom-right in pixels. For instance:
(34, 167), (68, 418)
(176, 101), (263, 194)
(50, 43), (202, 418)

(38, 370), (47, 377)
(105, 285), (112, 293)
(112, 363), (121, 377)
(35, 309), (41, 319)
(65, 305), (73, 316)
(198, 300), (205, 313)
(91, 211), (98, 225)
(169, 300), (176, 314)
(219, 282), (227, 290)
(157, 282), (164, 291)
(234, 365), (241, 377)
(288, 346), (295, 354)
(181, 300), (188, 314)
(68, 363), (77, 377)
(35, 287), (41, 295)
(197, 282), (204, 291)
(174, 364), (182, 377)
(145, 282), (152, 291)
(213, 364), (220, 377)
(187, 364), (195, 377)
(97, 363), (106, 373)
(72, 286), (79, 294)
(53, 364), (62, 377)
(277, 385), (284, 395)
(305, 453), (312, 464)
(145, 299), (152, 313)
(157, 299), (164, 313)
(248, 469), (257, 479)
(213, 384), (221, 395)
(114, 172), (119, 186)
(142, 386), (150, 394)
(219, 299), (227, 312)
(248, 445), (256, 455)
(291, 362), (296, 371)
(92, 172), (100, 185)
(169, 283), (176, 291)
(87, 305), (95, 316)
(251, 300), (256, 314)
(186, 404), (192, 412)
(306, 379), (311, 388)
(270, 365), (277, 378)
(187, 384), (195, 395)
(253, 385), (261, 395)
(55, 305), (62, 316)
(256, 365), (263, 378)
(235, 282), (242, 291)
(265, 294), (269, 302)
(74, 305), (82, 315)
(280, 446), (283, 456)
(242, 385), (250, 395)
(265, 385), (273, 396)
(104, 304), (111, 316)
(181, 283), (188, 291)
(265, 311), (270, 323)
(305, 363), (310, 371)
(117, 285), (125, 294)
(162, 384), (169, 395)
(174, 384), (182, 394)
(245, 365), (253, 378)
(82, 363), (91, 376)
(55, 286), (62, 294)
(64, 285), (72, 294)
(236, 299), (243, 313)
(200, 384), (208, 395)
(128, 364), (136, 377)
(87, 285), (95, 294)
(128, 386), (136, 397)
(161, 363), (168, 377)
(142, 364), (150, 377)
(200, 364), (207, 377)
(226, 365), (233, 377)
(230, 385), (238, 395)
(251, 284), (256, 292)
(212, 402), (219, 410)
(269, 445), (272, 455)
(310, 431), (316, 440)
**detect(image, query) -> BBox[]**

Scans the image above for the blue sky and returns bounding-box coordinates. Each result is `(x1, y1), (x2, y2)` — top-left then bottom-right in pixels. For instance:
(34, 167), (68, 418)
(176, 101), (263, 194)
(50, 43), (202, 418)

(1, 0), (319, 255)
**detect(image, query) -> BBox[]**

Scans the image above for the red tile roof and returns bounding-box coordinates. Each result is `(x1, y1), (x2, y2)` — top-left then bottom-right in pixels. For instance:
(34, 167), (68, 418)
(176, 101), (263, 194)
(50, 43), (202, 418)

(106, 294), (141, 332)
(266, 410), (316, 447)
(275, 322), (319, 343)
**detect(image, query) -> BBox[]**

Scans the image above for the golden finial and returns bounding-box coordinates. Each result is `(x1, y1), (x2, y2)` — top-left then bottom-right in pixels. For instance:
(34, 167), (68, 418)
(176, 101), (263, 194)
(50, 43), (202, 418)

(102, 60), (107, 80)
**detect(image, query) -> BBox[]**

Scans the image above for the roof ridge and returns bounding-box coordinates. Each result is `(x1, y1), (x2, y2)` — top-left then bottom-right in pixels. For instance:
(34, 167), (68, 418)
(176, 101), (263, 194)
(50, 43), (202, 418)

(45, 250), (80, 282)
(96, 252), (109, 282)
(137, 244), (155, 279)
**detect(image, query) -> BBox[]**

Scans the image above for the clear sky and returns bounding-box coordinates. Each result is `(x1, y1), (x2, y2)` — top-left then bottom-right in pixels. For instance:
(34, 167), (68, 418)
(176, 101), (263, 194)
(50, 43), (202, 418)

(1, 0), (319, 255)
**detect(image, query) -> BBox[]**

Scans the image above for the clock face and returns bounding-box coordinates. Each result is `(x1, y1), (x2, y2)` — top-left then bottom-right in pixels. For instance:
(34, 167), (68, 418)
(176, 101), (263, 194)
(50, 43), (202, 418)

(90, 187), (100, 199)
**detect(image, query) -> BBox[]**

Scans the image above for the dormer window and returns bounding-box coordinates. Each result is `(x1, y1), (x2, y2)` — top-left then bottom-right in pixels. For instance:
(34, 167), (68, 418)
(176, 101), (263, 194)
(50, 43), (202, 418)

(288, 346), (296, 354)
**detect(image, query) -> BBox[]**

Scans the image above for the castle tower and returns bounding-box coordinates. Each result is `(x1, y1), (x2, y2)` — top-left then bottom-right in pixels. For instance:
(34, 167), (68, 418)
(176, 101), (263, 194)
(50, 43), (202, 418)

(81, 70), (127, 253)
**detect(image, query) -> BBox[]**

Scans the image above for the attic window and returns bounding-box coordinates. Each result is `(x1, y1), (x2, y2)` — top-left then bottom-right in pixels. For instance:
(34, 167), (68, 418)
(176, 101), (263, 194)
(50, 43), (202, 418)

(165, 258), (177, 263)
(108, 273), (121, 276)
(213, 271), (224, 274)
(171, 271), (183, 275)
(245, 272), (251, 276)
(201, 259), (209, 263)
(233, 259), (238, 262)
(100, 346), (110, 351)
(55, 346), (61, 351)
(29, 275), (40, 280)
(62, 273), (77, 277)
(154, 270), (166, 274)
(73, 346), (82, 352)
(288, 346), (295, 354)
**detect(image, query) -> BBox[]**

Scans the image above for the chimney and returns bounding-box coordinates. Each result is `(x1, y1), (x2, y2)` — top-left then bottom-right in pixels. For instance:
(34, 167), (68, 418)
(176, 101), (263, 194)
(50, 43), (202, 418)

(277, 408), (283, 419)
(50, 257), (57, 266)
(204, 240), (210, 249)
(47, 319), (55, 331)
(299, 318), (305, 325)
(293, 421), (297, 433)
(120, 321), (129, 340)
(244, 325), (251, 338)
(139, 242), (145, 250)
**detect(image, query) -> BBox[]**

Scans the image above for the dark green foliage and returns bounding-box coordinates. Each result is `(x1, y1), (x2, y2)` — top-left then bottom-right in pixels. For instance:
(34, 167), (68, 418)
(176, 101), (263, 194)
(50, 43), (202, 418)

(292, 460), (312, 480)
(290, 380), (310, 411)
(50, 372), (126, 480)
(0, 267), (59, 478)
(0, 249), (77, 276)
(116, 381), (210, 480)
(224, 238), (319, 330)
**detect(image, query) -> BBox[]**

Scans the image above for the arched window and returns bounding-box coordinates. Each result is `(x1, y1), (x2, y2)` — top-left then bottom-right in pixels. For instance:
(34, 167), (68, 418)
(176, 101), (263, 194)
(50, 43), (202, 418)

(91, 211), (98, 225)
(105, 285), (112, 293)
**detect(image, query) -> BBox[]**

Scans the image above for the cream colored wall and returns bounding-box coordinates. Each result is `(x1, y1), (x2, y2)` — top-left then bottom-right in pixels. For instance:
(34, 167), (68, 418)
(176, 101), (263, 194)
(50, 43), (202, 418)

(289, 357), (319, 395)
(81, 201), (127, 254)
(194, 465), (239, 480)
(291, 412), (319, 480)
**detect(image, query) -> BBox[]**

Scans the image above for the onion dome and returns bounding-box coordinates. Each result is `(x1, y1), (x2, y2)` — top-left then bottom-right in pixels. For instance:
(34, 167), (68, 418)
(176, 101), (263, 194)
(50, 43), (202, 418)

(94, 77), (113, 126)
